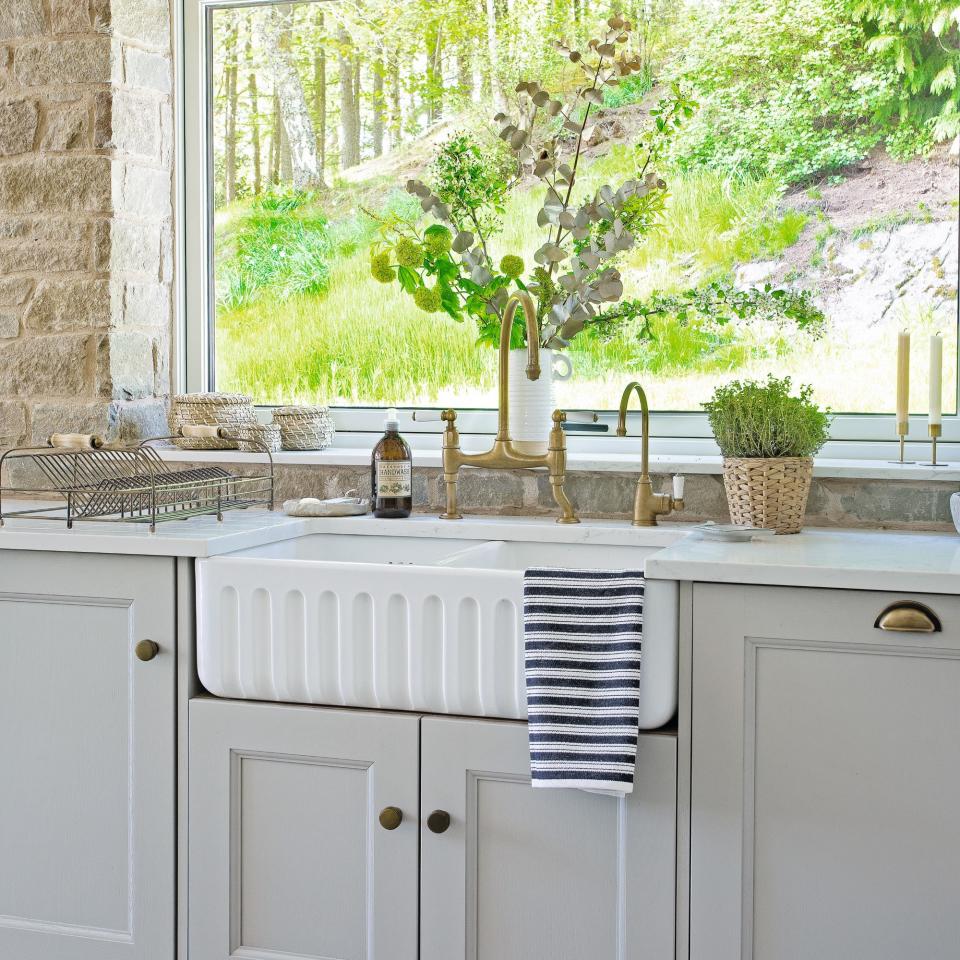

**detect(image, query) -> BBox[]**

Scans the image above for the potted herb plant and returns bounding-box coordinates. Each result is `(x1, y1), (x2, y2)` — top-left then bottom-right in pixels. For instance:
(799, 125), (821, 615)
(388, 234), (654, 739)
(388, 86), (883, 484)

(704, 376), (831, 534)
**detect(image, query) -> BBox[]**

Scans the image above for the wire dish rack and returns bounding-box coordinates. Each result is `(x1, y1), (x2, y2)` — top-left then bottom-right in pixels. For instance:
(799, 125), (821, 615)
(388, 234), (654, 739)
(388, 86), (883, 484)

(0, 436), (274, 532)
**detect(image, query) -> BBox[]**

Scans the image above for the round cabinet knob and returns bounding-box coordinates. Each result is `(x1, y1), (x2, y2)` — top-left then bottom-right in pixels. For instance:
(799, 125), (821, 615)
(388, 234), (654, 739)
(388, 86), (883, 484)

(379, 806), (403, 831)
(135, 640), (159, 662)
(427, 810), (451, 834)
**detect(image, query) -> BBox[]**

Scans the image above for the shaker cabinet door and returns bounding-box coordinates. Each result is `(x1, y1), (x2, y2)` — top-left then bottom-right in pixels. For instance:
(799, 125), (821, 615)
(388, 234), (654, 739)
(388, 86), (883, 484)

(189, 699), (419, 960)
(420, 716), (677, 960)
(0, 550), (176, 960)
(689, 583), (960, 960)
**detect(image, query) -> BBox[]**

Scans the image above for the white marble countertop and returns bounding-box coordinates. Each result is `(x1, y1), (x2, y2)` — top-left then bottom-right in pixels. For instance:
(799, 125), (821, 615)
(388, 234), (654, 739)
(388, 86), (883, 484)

(0, 506), (309, 557)
(644, 527), (960, 595)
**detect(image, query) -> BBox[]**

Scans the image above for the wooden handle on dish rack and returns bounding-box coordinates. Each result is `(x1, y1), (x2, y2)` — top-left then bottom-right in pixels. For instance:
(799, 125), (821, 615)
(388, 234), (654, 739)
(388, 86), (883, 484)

(48, 433), (105, 449)
(179, 424), (226, 439)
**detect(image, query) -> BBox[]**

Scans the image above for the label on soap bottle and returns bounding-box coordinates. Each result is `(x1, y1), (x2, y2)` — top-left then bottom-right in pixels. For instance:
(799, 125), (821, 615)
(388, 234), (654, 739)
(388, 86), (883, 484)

(376, 460), (412, 498)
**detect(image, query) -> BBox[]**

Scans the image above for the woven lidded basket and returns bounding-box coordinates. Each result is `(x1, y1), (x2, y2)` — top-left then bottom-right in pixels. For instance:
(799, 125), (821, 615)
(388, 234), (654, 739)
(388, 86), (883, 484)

(722, 456), (813, 535)
(235, 423), (281, 454)
(272, 406), (335, 451)
(168, 393), (256, 450)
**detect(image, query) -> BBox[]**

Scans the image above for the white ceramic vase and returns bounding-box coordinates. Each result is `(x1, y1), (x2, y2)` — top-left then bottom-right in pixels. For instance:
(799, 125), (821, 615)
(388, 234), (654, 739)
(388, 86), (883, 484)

(507, 348), (573, 455)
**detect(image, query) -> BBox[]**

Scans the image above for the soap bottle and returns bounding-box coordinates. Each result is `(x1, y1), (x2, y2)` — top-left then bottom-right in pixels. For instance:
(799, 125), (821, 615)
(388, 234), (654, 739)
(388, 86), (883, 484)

(372, 408), (412, 518)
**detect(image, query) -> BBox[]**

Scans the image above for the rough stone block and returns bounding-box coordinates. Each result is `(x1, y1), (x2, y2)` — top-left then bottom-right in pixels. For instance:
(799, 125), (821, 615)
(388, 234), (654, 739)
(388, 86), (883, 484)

(112, 91), (158, 158)
(90, 0), (112, 33)
(0, 311), (19, 338)
(25, 278), (112, 332)
(124, 280), (169, 326)
(117, 398), (168, 440)
(15, 37), (115, 86)
(93, 90), (112, 147)
(50, 0), (91, 34)
(0, 0), (45, 40)
(125, 46), (171, 93)
(0, 156), (111, 214)
(0, 278), (33, 306)
(30, 400), (119, 444)
(0, 217), (90, 273)
(110, 0), (171, 49)
(99, 217), (163, 277)
(40, 100), (87, 150)
(121, 163), (170, 218)
(0, 99), (40, 156)
(0, 334), (89, 397)
(97, 330), (155, 399)
(0, 400), (26, 446)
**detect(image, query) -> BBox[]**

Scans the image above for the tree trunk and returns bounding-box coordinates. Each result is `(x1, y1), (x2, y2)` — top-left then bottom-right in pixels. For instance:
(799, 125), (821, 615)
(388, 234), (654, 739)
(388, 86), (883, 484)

(425, 24), (443, 124)
(223, 11), (239, 202)
(269, 93), (281, 185)
(372, 51), (384, 157)
(457, 42), (474, 102)
(280, 124), (293, 182)
(390, 55), (402, 149)
(338, 27), (359, 169)
(484, 0), (506, 111)
(263, 3), (321, 189)
(313, 9), (326, 181)
(246, 28), (261, 195)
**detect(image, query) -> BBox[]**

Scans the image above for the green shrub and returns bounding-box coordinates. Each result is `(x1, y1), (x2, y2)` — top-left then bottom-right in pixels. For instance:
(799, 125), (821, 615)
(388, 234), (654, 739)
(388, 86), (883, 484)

(704, 375), (832, 457)
(668, 0), (899, 183)
(602, 69), (654, 108)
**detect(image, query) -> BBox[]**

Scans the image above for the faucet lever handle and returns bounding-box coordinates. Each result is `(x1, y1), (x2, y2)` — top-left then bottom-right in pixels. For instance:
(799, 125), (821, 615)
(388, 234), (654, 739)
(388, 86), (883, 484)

(672, 475), (685, 500)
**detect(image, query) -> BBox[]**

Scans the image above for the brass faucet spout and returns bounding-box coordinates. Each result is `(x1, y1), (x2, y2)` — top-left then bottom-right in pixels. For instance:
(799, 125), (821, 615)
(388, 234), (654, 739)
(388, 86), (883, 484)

(616, 381), (651, 479)
(497, 291), (541, 442)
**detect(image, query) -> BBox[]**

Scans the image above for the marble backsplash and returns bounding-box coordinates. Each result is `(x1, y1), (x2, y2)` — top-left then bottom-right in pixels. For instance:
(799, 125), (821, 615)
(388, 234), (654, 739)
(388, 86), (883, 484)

(179, 460), (960, 532)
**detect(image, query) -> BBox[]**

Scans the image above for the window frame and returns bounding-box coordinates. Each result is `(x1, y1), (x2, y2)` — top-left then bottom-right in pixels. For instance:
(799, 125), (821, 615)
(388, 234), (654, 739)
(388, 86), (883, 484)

(179, 0), (960, 456)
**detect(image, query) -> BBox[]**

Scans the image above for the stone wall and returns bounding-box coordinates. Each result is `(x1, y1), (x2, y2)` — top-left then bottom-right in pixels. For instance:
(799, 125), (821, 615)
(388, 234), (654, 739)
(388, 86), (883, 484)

(176, 460), (960, 532)
(0, 0), (173, 448)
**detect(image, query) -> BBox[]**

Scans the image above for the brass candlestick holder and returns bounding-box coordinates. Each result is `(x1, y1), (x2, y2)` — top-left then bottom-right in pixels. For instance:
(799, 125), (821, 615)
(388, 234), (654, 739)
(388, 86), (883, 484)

(889, 420), (916, 464)
(921, 422), (950, 467)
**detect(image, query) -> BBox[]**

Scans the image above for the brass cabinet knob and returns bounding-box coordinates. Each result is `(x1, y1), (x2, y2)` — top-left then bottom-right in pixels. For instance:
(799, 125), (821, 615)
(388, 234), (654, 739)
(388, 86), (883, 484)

(427, 810), (451, 834)
(379, 806), (403, 831)
(874, 602), (941, 634)
(135, 640), (160, 662)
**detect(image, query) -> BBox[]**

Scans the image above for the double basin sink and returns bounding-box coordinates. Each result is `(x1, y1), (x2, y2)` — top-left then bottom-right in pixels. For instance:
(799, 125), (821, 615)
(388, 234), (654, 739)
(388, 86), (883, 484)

(197, 532), (678, 728)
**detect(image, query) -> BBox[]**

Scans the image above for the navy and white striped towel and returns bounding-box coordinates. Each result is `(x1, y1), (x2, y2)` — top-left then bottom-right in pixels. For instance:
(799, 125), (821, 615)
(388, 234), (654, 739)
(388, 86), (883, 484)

(524, 567), (643, 794)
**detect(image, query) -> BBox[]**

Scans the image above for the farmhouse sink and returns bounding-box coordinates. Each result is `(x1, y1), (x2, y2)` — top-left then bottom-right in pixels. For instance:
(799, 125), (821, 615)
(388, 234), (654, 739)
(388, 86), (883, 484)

(196, 531), (678, 727)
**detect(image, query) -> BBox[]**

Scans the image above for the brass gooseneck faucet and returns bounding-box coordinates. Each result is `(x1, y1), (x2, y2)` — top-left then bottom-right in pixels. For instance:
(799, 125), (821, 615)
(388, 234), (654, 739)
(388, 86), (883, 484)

(616, 381), (684, 526)
(440, 291), (579, 524)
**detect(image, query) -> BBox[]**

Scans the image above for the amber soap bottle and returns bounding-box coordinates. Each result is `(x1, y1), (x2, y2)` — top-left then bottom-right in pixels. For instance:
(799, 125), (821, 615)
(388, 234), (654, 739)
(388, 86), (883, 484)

(372, 408), (412, 518)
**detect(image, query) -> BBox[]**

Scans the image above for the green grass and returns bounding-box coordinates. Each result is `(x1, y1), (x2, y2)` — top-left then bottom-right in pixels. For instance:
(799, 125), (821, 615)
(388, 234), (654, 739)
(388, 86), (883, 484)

(215, 150), (811, 406)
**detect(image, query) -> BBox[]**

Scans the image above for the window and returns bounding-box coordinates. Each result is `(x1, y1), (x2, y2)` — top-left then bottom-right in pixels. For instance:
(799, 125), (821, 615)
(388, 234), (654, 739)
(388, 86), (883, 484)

(182, 0), (960, 444)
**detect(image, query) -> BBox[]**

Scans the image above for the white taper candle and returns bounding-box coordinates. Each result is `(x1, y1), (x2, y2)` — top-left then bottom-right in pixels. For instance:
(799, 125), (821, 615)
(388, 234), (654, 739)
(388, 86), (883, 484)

(896, 330), (910, 428)
(929, 333), (943, 427)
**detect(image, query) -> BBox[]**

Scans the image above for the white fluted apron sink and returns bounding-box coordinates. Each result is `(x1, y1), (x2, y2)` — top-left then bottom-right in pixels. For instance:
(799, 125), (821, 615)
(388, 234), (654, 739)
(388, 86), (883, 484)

(196, 532), (679, 727)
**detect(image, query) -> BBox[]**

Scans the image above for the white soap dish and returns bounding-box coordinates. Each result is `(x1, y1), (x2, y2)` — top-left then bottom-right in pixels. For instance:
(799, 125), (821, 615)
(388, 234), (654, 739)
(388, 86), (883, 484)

(694, 521), (771, 542)
(283, 496), (369, 518)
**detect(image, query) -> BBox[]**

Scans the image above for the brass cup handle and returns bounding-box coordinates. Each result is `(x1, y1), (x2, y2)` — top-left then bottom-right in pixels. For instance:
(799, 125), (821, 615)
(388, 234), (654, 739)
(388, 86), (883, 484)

(135, 640), (160, 662)
(874, 602), (941, 634)
(427, 810), (451, 834)
(379, 806), (403, 831)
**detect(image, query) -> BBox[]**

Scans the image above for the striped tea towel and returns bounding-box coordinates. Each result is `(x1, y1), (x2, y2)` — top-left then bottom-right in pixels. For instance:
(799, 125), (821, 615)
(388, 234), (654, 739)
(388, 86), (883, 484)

(524, 567), (644, 794)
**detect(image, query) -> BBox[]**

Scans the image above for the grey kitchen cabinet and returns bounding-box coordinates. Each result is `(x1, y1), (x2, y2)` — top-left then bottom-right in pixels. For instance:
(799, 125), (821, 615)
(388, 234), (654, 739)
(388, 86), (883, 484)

(188, 699), (421, 960)
(190, 703), (677, 960)
(420, 716), (677, 960)
(0, 550), (176, 960)
(689, 583), (960, 960)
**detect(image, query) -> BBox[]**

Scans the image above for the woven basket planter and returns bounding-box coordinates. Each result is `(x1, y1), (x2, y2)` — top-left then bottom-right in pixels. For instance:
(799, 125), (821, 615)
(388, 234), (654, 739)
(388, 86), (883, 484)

(168, 393), (257, 450)
(235, 423), (281, 454)
(722, 456), (813, 535)
(272, 406), (335, 451)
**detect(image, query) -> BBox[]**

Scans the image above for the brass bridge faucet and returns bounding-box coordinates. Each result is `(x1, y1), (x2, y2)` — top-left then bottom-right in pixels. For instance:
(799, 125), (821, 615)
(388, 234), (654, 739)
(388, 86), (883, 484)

(440, 291), (579, 524)
(616, 381), (684, 526)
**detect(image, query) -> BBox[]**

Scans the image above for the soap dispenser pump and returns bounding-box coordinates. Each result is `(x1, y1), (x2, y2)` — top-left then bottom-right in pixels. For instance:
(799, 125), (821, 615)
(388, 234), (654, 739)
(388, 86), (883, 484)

(371, 408), (412, 518)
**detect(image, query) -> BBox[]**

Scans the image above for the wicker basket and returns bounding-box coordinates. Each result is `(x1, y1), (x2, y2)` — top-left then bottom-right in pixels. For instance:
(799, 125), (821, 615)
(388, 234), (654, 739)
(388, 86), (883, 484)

(235, 423), (281, 454)
(722, 456), (813, 535)
(272, 406), (335, 451)
(168, 393), (257, 450)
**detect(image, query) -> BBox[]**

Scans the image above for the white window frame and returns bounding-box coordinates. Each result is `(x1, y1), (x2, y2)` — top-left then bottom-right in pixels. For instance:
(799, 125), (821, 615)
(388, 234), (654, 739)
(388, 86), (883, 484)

(178, 0), (960, 457)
